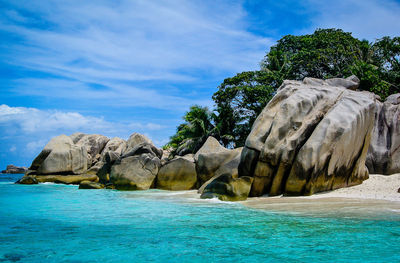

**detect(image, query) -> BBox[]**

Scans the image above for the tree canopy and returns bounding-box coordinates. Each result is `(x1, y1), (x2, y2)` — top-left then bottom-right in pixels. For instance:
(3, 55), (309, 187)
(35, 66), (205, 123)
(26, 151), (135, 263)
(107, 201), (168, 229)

(166, 29), (400, 154)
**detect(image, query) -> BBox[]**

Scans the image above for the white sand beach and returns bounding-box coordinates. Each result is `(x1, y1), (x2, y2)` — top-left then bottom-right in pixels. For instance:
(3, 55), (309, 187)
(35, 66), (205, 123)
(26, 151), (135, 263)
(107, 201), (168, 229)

(305, 173), (400, 202)
(240, 174), (400, 218)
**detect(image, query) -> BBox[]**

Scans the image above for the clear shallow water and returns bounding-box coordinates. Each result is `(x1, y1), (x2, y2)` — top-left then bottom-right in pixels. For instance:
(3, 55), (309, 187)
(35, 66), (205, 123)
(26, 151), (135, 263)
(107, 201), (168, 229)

(1, 174), (399, 263)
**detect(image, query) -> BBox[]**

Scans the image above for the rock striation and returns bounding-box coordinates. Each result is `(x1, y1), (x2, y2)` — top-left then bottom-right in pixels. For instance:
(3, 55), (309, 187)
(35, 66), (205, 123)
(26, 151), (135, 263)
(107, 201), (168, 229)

(238, 76), (376, 197)
(366, 94), (400, 175)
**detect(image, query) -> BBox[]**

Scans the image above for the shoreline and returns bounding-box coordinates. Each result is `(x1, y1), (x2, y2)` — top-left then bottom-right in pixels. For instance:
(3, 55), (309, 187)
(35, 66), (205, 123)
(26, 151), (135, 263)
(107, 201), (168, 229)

(239, 174), (400, 218)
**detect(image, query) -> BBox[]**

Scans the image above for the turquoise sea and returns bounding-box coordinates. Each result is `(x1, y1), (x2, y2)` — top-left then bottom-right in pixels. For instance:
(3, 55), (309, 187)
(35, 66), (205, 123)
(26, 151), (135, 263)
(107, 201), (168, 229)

(1, 174), (399, 263)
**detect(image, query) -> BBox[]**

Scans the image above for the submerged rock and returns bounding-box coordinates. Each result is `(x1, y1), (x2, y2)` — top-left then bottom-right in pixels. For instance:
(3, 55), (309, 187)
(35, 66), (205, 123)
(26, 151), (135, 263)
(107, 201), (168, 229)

(15, 176), (38, 184)
(34, 174), (98, 184)
(79, 180), (104, 189)
(366, 94), (400, 175)
(157, 156), (197, 190)
(238, 76), (376, 197)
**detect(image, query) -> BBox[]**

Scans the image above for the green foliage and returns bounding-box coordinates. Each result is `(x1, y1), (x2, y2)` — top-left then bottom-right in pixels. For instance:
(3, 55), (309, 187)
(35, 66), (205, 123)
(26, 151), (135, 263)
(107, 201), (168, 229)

(166, 29), (400, 152)
(165, 105), (218, 156)
(262, 29), (363, 79)
(212, 71), (277, 147)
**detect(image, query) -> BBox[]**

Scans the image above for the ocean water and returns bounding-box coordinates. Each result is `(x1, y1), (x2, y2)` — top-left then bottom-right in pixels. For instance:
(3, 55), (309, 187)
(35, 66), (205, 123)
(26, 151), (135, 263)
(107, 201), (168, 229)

(0, 174), (399, 263)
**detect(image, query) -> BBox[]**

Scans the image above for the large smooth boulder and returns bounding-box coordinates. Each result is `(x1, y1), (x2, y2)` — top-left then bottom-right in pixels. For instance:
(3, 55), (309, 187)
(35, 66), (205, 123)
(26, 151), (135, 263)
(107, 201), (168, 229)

(200, 174), (253, 201)
(366, 94), (400, 174)
(197, 148), (242, 194)
(110, 153), (161, 190)
(156, 156), (197, 190)
(109, 139), (162, 190)
(239, 76), (376, 197)
(30, 135), (87, 175)
(195, 137), (242, 185)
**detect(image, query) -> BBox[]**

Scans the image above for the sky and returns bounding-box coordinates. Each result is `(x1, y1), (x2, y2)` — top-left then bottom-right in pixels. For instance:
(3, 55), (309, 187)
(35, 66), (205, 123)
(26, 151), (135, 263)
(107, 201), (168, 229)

(1, 0), (400, 169)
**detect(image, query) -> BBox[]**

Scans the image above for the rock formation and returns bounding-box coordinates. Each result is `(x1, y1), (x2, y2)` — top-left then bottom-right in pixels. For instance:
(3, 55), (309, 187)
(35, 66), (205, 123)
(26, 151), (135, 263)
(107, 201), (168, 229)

(366, 94), (400, 174)
(1, 165), (28, 174)
(195, 137), (242, 185)
(237, 76), (376, 197)
(19, 133), (124, 185)
(29, 135), (88, 175)
(109, 140), (163, 190)
(200, 174), (253, 201)
(157, 155), (197, 190)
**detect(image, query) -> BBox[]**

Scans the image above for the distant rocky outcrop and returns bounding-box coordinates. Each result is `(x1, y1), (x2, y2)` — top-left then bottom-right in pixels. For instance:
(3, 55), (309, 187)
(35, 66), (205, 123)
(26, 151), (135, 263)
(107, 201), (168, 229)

(1, 165), (28, 174)
(366, 94), (400, 175)
(237, 76), (376, 197)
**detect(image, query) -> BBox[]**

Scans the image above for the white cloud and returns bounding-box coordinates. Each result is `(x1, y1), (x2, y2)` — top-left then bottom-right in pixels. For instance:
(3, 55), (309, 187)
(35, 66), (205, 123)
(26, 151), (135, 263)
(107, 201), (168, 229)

(0, 104), (164, 135)
(9, 146), (16, 152)
(305, 0), (400, 40)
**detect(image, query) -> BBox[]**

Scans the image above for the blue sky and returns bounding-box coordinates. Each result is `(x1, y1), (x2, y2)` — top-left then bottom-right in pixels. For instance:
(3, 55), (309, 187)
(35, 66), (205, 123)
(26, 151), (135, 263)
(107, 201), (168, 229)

(1, 0), (400, 169)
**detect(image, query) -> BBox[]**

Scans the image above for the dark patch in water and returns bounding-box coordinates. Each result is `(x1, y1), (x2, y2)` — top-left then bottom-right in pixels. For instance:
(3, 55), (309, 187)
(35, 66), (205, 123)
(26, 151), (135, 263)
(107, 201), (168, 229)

(0, 253), (25, 262)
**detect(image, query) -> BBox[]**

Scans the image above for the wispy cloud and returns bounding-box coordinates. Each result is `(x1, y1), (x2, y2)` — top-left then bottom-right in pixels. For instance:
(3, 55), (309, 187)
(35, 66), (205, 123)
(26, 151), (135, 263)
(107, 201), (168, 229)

(0, 0), (271, 110)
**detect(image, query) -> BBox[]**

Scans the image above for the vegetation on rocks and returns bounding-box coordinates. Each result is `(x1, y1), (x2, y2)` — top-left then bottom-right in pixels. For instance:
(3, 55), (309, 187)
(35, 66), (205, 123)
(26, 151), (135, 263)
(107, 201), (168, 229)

(167, 28), (400, 152)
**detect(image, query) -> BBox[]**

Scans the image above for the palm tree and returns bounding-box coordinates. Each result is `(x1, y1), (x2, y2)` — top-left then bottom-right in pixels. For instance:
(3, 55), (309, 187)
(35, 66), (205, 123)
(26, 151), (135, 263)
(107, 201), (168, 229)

(166, 105), (219, 156)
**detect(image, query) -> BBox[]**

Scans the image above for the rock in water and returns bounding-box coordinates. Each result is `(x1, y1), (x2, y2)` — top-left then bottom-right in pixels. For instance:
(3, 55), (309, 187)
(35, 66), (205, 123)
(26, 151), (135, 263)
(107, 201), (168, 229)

(197, 147), (243, 194)
(79, 180), (104, 189)
(30, 135), (88, 175)
(157, 155), (197, 190)
(239, 76), (376, 197)
(34, 174), (98, 184)
(15, 176), (38, 184)
(366, 94), (400, 175)
(201, 174), (253, 201)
